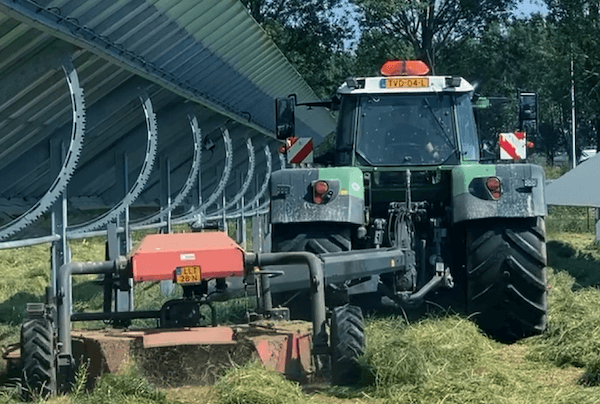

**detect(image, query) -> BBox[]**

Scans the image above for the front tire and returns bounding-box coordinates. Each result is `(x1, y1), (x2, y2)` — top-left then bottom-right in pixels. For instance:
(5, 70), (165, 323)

(20, 317), (56, 399)
(330, 304), (365, 386)
(466, 217), (547, 342)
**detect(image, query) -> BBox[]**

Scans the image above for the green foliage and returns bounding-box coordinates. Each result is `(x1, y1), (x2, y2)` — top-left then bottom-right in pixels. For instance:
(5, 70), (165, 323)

(216, 362), (305, 404)
(0, 244), (51, 324)
(246, 0), (355, 97)
(72, 366), (170, 404)
(71, 361), (90, 400)
(353, 30), (414, 77)
(546, 206), (597, 234)
(544, 164), (571, 180)
(580, 357), (600, 387)
(353, 0), (517, 71)
(0, 388), (21, 404)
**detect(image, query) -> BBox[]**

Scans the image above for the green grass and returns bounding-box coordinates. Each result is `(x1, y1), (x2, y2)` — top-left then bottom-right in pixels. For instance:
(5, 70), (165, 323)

(2, 221), (600, 403)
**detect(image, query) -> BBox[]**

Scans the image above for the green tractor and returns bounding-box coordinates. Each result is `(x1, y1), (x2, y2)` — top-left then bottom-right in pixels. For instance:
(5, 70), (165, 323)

(270, 60), (547, 342)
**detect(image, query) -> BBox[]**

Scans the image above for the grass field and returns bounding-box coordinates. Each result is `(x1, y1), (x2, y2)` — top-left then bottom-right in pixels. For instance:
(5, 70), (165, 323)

(1, 211), (600, 403)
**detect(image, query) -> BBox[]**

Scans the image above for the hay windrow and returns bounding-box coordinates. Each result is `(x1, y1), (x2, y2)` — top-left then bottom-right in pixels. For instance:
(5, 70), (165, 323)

(526, 268), (600, 368)
(216, 361), (306, 404)
(361, 315), (498, 390)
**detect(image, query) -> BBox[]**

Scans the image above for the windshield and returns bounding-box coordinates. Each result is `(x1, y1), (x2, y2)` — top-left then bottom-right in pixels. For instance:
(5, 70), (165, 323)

(355, 94), (459, 166)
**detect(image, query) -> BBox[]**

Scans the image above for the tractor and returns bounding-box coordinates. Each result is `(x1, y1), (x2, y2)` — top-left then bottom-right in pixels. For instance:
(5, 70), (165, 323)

(269, 60), (547, 343)
(14, 60), (547, 398)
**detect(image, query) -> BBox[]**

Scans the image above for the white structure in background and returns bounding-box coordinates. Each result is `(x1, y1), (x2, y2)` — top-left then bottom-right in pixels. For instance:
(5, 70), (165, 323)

(579, 149), (597, 164)
(546, 152), (600, 242)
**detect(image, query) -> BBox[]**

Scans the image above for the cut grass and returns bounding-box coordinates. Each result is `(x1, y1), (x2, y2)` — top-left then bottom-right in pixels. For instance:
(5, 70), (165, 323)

(357, 314), (598, 404)
(215, 361), (306, 404)
(2, 227), (600, 403)
(525, 267), (600, 369)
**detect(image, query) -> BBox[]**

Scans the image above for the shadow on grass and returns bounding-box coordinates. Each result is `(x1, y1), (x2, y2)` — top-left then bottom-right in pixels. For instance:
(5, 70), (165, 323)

(547, 240), (600, 289)
(0, 292), (43, 326)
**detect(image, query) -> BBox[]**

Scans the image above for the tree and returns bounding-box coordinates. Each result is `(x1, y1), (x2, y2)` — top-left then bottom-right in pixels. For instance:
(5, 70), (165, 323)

(352, 0), (517, 72)
(544, 0), (600, 152)
(245, 0), (355, 97)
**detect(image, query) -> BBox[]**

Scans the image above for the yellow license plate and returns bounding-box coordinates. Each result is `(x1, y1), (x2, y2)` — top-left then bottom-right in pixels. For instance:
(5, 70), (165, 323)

(386, 77), (429, 88)
(175, 266), (201, 283)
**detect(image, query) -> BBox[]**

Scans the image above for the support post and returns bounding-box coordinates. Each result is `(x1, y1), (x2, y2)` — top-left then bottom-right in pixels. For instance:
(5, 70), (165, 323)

(114, 152), (133, 314)
(596, 208), (600, 244)
(118, 153), (132, 254)
(240, 194), (246, 249)
(160, 157), (174, 296)
(571, 55), (577, 169)
(252, 179), (263, 253)
(160, 157), (172, 234)
(222, 194), (227, 234)
(50, 140), (69, 303)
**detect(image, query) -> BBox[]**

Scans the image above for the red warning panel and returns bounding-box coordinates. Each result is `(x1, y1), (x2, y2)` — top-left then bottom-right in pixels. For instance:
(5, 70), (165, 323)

(130, 232), (244, 282)
(287, 137), (313, 164)
(499, 132), (526, 161)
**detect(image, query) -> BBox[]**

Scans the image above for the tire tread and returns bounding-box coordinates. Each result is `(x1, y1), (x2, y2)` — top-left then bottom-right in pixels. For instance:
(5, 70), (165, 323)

(466, 218), (547, 342)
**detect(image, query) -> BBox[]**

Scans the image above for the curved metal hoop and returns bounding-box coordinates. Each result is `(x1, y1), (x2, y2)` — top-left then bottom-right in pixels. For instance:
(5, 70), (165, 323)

(210, 138), (256, 216)
(244, 145), (272, 209)
(68, 92), (158, 236)
(0, 61), (86, 240)
(172, 126), (233, 224)
(204, 145), (274, 221)
(131, 114), (202, 227)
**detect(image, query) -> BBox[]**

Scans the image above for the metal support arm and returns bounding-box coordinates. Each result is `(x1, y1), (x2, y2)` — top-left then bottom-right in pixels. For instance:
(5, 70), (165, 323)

(56, 257), (128, 358)
(244, 252), (327, 354)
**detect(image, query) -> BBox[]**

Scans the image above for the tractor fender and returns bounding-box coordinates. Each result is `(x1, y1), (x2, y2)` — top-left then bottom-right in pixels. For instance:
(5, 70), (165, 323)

(452, 163), (547, 223)
(270, 167), (365, 224)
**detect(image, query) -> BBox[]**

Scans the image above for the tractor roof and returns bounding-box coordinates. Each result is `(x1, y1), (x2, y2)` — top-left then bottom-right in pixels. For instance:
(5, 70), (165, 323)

(337, 75), (474, 95)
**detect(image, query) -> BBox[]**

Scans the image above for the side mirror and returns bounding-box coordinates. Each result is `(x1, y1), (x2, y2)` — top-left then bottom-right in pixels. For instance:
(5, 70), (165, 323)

(519, 92), (538, 135)
(330, 94), (341, 111)
(275, 97), (295, 139)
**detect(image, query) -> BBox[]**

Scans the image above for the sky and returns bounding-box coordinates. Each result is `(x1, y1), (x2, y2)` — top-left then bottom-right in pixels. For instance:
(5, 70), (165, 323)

(513, 0), (549, 17)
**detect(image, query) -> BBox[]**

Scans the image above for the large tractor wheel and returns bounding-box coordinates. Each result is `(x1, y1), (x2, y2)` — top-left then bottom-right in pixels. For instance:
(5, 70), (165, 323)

(271, 223), (352, 319)
(20, 317), (56, 399)
(330, 304), (365, 386)
(272, 223), (352, 254)
(466, 217), (547, 342)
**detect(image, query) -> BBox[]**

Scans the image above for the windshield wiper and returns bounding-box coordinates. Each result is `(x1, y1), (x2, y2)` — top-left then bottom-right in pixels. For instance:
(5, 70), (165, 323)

(423, 99), (456, 150)
(438, 148), (463, 165)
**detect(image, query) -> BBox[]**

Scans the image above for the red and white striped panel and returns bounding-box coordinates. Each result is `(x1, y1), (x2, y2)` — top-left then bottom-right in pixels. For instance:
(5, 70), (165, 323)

(499, 131), (526, 161)
(287, 137), (313, 164)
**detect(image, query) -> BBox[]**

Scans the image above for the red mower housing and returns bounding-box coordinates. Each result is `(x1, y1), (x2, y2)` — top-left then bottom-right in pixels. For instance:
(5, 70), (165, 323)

(130, 232), (245, 282)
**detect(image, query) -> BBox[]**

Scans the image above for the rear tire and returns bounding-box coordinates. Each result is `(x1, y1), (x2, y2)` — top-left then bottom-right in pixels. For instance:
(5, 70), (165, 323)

(20, 318), (56, 400)
(272, 224), (352, 319)
(466, 217), (547, 342)
(330, 304), (365, 386)
(272, 223), (352, 254)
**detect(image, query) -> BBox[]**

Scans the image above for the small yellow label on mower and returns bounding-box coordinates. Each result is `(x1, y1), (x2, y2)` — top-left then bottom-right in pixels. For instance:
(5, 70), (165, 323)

(175, 266), (202, 284)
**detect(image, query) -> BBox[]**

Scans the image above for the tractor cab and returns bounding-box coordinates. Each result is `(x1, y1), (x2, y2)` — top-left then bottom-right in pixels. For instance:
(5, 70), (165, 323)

(333, 60), (479, 168)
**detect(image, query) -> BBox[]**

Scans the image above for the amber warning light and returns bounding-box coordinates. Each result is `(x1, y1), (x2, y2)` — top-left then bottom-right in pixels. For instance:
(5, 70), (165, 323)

(381, 60), (430, 77)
